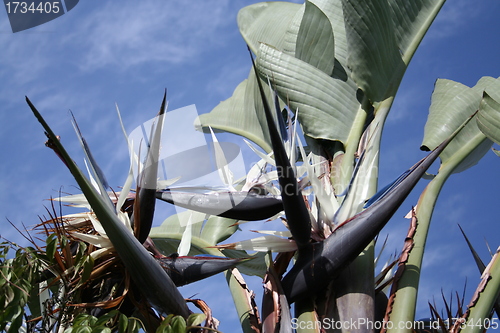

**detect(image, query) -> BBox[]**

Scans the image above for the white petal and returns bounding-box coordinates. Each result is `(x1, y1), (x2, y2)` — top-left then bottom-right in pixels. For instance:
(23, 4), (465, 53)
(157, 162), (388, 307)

(251, 230), (292, 238)
(210, 127), (235, 191)
(87, 213), (107, 236)
(219, 235), (297, 252)
(90, 248), (114, 260)
(177, 212), (194, 256)
(71, 232), (113, 249)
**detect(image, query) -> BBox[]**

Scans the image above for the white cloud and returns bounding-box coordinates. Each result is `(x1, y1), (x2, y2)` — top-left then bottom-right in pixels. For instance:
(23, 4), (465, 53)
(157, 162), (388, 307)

(66, 1), (234, 71)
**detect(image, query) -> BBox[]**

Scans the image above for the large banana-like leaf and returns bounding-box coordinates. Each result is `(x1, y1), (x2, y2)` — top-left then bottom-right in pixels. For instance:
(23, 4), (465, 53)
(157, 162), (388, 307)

(197, 0), (446, 153)
(238, 1), (303, 56)
(421, 77), (498, 173)
(295, 1), (335, 75)
(477, 80), (500, 145)
(257, 43), (361, 145)
(342, 0), (445, 102)
(26, 97), (190, 318)
(341, 0), (405, 102)
(198, 0), (360, 150)
(194, 76), (272, 152)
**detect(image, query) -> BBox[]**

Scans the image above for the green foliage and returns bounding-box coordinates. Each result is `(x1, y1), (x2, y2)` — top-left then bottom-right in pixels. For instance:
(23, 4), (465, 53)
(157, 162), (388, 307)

(477, 79), (500, 146)
(62, 311), (142, 333)
(6, 1), (500, 332)
(155, 313), (215, 333)
(0, 242), (40, 333)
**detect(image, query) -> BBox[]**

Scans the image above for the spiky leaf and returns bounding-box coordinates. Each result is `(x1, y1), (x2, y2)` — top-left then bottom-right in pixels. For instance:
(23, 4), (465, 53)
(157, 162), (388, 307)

(27, 97), (189, 317)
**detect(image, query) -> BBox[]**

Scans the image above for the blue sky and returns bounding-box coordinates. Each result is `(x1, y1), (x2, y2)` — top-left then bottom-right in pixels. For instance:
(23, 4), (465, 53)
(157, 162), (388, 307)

(1, 1), (499, 331)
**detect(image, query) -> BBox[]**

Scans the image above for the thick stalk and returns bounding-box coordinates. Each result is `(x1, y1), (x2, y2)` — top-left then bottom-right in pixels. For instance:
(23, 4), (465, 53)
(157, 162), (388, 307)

(225, 269), (261, 333)
(387, 134), (488, 333)
(331, 97), (392, 333)
(335, 102), (369, 194)
(459, 247), (500, 333)
(332, 246), (375, 333)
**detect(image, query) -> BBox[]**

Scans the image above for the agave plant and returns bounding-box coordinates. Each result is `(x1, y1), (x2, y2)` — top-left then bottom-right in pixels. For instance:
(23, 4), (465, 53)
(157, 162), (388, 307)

(3, 1), (500, 333)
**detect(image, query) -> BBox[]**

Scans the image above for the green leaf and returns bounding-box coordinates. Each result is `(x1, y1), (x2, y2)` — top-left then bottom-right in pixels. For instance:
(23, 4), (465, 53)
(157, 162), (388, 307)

(90, 327), (111, 333)
(151, 209), (237, 247)
(341, 0), (405, 102)
(199, 216), (238, 245)
(45, 233), (58, 261)
(342, 0), (445, 102)
(477, 90), (500, 145)
(388, 0), (446, 63)
(81, 256), (94, 283)
(195, 76), (272, 152)
(8, 316), (24, 333)
(198, 0), (446, 156)
(222, 250), (267, 278)
(94, 310), (117, 327)
(156, 314), (175, 333)
(125, 318), (141, 333)
(197, 0), (362, 150)
(308, 0), (349, 73)
(73, 327), (92, 333)
(186, 313), (206, 328)
(421, 77), (497, 173)
(3, 305), (22, 333)
(169, 316), (186, 332)
(296, 1), (335, 76)
(117, 313), (128, 333)
(3, 284), (14, 305)
(27, 283), (42, 318)
(238, 1), (303, 55)
(257, 43), (361, 144)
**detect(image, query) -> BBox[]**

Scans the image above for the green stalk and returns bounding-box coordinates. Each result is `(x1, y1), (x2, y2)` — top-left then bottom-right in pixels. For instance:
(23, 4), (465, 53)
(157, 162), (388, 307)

(387, 133), (488, 333)
(460, 248), (500, 333)
(225, 269), (261, 333)
(333, 96), (392, 333)
(336, 100), (369, 194)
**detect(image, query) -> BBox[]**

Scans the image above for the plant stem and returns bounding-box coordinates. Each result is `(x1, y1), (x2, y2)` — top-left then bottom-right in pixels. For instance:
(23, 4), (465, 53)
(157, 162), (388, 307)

(331, 96), (392, 333)
(387, 133), (488, 333)
(459, 247), (500, 333)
